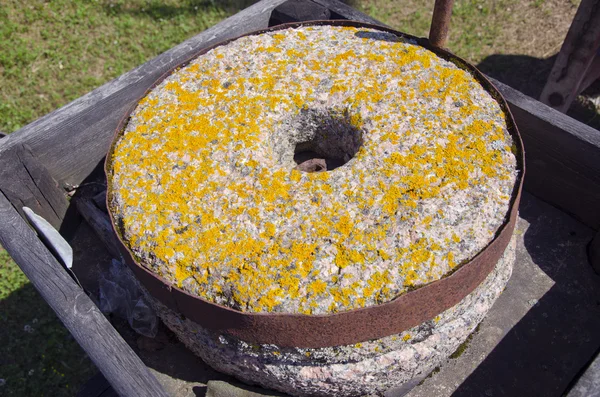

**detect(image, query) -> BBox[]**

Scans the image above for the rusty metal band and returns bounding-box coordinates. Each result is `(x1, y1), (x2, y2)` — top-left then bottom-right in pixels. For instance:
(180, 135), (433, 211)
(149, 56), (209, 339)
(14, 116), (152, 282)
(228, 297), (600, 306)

(105, 20), (526, 349)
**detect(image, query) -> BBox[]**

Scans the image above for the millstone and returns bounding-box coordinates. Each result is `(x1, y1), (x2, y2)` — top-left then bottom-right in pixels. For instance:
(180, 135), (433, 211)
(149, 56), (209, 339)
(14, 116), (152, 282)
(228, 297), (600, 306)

(107, 23), (521, 396)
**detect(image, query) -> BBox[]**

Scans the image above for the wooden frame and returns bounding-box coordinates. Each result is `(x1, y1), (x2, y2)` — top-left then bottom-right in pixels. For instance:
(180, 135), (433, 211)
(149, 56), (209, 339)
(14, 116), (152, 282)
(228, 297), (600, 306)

(540, 0), (600, 112)
(0, 0), (599, 395)
(0, 191), (169, 397)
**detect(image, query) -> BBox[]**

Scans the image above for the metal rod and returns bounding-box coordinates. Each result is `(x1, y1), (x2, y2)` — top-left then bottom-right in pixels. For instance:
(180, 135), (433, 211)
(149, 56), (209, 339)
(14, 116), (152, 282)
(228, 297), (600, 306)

(429, 0), (455, 48)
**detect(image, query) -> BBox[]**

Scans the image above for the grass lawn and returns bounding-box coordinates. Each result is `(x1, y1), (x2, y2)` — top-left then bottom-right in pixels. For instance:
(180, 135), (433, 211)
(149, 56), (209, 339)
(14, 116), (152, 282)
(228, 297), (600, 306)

(0, 0), (591, 395)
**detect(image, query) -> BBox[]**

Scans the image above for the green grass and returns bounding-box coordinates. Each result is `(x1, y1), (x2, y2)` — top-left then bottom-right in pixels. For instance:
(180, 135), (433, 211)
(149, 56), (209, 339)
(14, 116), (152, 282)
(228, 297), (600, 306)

(0, 250), (28, 301)
(356, 0), (511, 62)
(353, 0), (578, 65)
(0, 0), (254, 134)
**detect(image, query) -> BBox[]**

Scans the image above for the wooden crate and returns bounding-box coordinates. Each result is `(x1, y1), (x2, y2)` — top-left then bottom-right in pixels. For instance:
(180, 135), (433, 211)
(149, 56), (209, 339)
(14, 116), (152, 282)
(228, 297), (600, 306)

(1, 1), (599, 396)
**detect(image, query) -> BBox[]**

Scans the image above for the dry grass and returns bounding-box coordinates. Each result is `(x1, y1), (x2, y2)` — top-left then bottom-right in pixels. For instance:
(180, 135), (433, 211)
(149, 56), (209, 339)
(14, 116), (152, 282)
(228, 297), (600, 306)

(354, 0), (600, 127)
(354, 0), (580, 64)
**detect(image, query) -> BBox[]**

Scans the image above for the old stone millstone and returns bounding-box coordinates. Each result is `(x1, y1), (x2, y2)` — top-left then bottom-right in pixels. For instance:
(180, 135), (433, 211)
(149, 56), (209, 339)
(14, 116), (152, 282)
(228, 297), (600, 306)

(108, 23), (520, 397)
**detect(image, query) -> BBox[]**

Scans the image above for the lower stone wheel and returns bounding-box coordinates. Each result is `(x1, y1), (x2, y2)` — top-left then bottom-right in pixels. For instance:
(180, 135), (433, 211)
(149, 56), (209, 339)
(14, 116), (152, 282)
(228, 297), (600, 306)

(133, 237), (515, 397)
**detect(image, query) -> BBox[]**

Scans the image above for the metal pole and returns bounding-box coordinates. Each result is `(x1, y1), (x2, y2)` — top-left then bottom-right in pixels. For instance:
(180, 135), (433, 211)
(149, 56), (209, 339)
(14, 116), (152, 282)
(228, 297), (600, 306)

(429, 0), (455, 48)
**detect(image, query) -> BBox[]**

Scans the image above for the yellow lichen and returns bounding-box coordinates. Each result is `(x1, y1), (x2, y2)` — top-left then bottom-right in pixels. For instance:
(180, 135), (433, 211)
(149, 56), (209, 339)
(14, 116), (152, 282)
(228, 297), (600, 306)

(109, 25), (515, 315)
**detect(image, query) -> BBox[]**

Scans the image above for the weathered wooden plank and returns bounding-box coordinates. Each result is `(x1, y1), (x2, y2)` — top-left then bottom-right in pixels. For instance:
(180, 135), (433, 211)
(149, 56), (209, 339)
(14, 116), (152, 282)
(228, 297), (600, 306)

(310, 0), (386, 25)
(0, 0), (289, 187)
(75, 197), (121, 259)
(0, 191), (168, 397)
(16, 144), (69, 222)
(590, 231), (600, 275)
(0, 144), (69, 229)
(270, 0), (334, 25)
(539, 0), (600, 112)
(490, 77), (600, 229)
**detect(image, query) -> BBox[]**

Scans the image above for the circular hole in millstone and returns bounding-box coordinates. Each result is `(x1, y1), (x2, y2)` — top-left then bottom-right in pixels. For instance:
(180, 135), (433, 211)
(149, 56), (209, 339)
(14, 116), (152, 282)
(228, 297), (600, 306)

(290, 109), (364, 173)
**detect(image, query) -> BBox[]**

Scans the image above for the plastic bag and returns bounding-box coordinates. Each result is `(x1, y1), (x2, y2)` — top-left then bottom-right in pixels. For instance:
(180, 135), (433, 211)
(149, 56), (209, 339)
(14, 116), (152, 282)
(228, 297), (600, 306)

(98, 259), (158, 338)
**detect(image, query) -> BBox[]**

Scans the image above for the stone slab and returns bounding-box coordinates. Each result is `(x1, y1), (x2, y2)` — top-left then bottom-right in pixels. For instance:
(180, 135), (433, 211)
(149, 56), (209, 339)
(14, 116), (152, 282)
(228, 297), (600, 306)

(206, 380), (288, 397)
(567, 351), (600, 397)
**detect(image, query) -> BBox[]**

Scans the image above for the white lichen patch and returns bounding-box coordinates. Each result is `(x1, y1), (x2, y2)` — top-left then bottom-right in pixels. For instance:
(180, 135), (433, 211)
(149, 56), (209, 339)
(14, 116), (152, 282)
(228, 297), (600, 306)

(108, 26), (517, 315)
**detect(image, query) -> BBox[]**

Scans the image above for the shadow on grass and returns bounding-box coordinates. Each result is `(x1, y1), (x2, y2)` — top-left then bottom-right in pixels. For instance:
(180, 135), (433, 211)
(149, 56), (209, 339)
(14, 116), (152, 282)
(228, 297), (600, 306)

(477, 53), (600, 131)
(452, 193), (600, 396)
(0, 282), (96, 397)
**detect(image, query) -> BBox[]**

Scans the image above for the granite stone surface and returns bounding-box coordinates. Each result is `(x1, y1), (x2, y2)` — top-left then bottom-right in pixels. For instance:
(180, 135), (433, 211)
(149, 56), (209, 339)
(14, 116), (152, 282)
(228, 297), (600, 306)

(108, 25), (517, 315)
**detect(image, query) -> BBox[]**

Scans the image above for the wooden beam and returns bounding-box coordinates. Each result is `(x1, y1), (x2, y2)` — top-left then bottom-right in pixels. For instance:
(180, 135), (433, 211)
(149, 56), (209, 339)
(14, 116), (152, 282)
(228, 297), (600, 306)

(0, 191), (169, 397)
(0, 144), (69, 229)
(539, 0), (600, 112)
(590, 231), (600, 275)
(491, 77), (600, 229)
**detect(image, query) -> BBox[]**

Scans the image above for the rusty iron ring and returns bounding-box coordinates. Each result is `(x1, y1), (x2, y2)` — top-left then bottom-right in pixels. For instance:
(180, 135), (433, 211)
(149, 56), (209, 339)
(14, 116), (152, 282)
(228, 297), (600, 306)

(105, 20), (525, 349)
